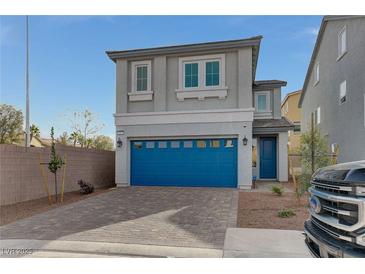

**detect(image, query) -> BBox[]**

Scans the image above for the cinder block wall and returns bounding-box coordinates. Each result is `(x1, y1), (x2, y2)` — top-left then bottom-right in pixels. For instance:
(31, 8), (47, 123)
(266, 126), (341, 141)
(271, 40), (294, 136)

(0, 144), (115, 206)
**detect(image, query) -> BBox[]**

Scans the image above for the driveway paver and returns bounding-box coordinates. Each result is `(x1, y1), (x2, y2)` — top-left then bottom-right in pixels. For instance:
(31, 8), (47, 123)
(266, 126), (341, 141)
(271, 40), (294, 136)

(0, 187), (238, 250)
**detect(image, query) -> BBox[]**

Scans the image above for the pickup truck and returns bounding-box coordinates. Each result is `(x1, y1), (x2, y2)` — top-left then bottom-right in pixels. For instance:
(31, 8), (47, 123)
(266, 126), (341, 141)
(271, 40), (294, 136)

(304, 161), (365, 258)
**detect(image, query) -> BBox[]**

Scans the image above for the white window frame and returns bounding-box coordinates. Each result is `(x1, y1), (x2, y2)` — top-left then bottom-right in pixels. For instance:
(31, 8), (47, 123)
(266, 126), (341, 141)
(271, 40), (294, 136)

(176, 54), (227, 101)
(254, 91), (271, 113)
(315, 106), (321, 125)
(339, 80), (347, 105)
(182, 61), (200, 89)
(131, 60), (152, 93)
(337, 25), (347, 61)
(129, 60), (153, 101)
(314, 62), (320, 86)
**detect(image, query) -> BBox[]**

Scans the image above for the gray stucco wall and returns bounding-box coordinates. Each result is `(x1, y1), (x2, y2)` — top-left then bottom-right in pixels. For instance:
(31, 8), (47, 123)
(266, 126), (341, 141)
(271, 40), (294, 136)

(116, 47), (253, 113)
(252, 87), (281, 119)
(301, 17), (365, 162)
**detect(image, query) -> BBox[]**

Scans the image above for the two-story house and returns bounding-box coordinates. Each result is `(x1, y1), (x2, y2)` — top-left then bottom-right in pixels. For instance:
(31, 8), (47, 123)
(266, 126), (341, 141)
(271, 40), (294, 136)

(281, 90), (302, 152)
(106, 36), (293, 189)
(299, 16), (365, 163)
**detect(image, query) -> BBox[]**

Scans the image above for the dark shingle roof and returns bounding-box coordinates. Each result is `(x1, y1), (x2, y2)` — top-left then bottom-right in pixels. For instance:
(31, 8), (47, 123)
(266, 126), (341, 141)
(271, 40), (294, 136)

(253, 117), (294, 129)
(253, 80), (287, 88)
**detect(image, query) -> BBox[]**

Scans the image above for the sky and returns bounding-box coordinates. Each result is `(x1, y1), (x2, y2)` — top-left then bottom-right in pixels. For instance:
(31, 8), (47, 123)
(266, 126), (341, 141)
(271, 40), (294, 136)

(0, 15), (322, 139)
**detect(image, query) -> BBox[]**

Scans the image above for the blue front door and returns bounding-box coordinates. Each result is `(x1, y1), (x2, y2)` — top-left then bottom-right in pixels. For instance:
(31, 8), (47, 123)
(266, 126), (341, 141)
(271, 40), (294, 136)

(259, 137), (277, 179)
(131, 138), (237, 187)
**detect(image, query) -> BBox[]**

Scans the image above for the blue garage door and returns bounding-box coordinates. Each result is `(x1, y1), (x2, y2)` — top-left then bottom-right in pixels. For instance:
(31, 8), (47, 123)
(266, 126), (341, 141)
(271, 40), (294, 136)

(131, 138), (237, 187)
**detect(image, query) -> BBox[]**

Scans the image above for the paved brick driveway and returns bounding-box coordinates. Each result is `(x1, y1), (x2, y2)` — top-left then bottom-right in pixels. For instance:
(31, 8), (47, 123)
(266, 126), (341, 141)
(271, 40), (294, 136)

(0, 187), (238, 249)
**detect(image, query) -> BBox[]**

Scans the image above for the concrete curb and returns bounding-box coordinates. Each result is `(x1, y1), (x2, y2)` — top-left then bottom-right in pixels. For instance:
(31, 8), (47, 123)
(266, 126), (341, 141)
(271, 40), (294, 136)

(0, 239), (223, 258)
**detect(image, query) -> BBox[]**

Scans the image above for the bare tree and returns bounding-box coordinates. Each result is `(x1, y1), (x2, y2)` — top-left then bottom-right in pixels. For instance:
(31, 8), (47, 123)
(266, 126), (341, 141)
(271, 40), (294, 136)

(68, 110), (104, 147)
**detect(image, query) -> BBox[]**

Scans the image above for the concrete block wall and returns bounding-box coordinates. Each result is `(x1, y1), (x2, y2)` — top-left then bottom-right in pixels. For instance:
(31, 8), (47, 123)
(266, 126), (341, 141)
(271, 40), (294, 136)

(0, 144), (115, 206)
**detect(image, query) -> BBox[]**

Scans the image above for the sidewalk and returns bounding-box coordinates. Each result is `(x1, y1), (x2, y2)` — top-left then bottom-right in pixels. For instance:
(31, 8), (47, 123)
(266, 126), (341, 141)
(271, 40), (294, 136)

(223, 228), (311, 257)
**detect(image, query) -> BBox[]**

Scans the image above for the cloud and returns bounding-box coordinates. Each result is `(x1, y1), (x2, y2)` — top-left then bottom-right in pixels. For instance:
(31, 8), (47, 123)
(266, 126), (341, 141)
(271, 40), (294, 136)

(302, 27), (319, 36)
(292, 26), (319, 44)
(294, 26), (319, 38)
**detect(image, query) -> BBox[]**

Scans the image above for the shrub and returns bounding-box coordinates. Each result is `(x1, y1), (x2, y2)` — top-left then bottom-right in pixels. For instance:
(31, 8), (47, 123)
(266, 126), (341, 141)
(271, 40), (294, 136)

(78, 180), (94, 194)
(277, 209), (296, 218)
(271, 185), (284, 196)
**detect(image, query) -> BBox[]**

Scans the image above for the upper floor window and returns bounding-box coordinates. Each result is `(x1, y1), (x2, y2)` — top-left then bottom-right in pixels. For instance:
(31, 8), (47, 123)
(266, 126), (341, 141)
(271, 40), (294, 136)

(178, 54), (225, 91)
(337, 26), (347, 60)
(136, 65), (148, 91)
(184, 63), (199, 88)
(255, 91), (270, 112)
(314, 62), (319, 85)
(339, 80), (347, 104)
(205, 61), (219, 87)
(314, 106), (321, 125)
(131, 60), (152, 93)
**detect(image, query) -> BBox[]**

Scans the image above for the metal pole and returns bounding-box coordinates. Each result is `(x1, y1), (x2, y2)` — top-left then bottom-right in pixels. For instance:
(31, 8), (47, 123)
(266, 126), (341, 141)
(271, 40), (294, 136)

(25, 15), (30, 147)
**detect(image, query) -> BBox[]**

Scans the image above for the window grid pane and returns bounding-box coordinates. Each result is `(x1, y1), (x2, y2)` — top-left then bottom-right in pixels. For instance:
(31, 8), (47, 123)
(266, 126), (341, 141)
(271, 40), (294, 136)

(257, 95), (267, 112)
(136, 66), (148, 91)
(184, 63), (199, 88)
(205, 61), (219, 86)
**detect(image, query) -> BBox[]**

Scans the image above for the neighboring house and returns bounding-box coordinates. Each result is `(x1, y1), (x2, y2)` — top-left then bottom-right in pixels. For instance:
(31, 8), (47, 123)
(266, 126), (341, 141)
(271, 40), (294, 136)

(16, 135), (52, 147)
(299, 16), (365, 163)
(281, 90), (301, 152)
(107, 36), (293, 189)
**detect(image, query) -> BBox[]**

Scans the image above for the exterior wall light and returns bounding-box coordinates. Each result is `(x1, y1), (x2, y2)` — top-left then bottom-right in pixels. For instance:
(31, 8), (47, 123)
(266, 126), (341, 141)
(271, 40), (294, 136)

(117, 137), (123, 148)
(116, 130), (124, 148)
(242, 136), (248, 146)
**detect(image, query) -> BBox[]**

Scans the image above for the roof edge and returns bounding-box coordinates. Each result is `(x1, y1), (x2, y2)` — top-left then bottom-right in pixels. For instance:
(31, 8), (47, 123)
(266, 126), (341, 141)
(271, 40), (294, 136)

(106, 36), (263, 61)
(253, 80), (287, 89)
(281, 90), (302, 107)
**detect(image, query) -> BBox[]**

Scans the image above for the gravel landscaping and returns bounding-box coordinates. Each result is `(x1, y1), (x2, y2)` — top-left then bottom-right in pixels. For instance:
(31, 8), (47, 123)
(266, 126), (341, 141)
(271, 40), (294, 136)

(0, 187), (114, 226)
(237, 182), (309, 230)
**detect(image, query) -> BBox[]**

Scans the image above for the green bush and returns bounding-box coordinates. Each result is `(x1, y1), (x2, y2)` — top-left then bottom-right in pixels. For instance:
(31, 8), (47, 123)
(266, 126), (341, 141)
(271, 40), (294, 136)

(277, 209), (296, 218)
(271, 185), (284, 196)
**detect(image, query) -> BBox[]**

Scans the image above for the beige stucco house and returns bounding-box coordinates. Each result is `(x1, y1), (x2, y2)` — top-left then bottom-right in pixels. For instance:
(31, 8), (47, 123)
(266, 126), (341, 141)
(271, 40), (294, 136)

(281, 90), (301, 152)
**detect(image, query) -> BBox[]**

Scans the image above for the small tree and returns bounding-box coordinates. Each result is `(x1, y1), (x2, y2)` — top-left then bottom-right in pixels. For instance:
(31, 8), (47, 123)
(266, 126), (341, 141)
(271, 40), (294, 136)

(85, 137), (93, 148)
(93, 135), (114, 151)
(297, 120), (330, 199)
(0, 104), (24, 144)
(69, 131), (80, 147)
(58, 131), (69, 145)
(48, 127), (64, 202)
(30, 124), (40, 143)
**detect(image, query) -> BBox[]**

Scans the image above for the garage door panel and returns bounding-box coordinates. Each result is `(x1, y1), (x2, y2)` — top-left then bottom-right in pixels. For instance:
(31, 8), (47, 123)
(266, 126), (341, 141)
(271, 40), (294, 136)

(131, 138), (237, 187)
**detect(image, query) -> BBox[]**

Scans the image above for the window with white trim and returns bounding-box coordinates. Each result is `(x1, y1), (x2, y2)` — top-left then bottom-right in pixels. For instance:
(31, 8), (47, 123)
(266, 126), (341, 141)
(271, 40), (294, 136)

(338, 26), (347, 59)
(178, 54), (225, 91)
(314, 106), (321, 125)
(255, 91), (270, 112)
(339, 80), (347, 104)
(184, 62), (199, 88)
(314, 62), (319, 85)
(136, 65), (148, 91)
(131, 60), (152, 93)
(205, 61), (220, 87)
